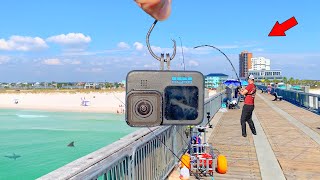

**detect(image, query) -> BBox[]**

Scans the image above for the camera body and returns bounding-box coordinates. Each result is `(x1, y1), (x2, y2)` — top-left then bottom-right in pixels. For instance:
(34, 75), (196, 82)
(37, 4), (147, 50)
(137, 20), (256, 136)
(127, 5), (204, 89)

(126, 70), (204, 127)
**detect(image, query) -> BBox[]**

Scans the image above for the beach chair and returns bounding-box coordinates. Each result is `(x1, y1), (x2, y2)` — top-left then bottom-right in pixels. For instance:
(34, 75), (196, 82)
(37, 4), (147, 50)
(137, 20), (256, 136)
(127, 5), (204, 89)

(81, 98), (90, 106)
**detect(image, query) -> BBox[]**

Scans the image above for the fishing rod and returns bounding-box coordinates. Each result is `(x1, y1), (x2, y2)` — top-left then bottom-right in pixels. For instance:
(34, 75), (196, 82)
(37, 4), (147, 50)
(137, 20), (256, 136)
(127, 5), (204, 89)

(194, 45), (241, 83)
(179, 37), (186, 71)
(194, 44), (243, 110)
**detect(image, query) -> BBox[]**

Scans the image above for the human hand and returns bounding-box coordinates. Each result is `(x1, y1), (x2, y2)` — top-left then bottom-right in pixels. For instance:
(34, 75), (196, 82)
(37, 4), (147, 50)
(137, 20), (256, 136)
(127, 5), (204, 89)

(135, 0), (172, 21)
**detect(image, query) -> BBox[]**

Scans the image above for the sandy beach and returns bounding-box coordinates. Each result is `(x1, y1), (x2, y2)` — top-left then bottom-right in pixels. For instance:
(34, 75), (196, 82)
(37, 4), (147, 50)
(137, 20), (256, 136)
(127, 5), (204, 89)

(0, 89), (219, 113)
(0, 91), (126, 113)
(310, 89), (320, 95)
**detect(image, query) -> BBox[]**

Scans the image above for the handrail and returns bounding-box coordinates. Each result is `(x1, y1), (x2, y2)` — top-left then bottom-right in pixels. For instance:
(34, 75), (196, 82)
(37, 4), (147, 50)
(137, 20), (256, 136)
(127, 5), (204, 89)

(257, 85), (320, 113)
(39, 92), (225, 180)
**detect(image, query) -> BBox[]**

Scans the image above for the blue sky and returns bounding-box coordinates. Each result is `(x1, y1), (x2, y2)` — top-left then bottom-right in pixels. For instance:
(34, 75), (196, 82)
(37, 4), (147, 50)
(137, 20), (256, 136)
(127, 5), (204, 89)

(0, 0), (319, 82)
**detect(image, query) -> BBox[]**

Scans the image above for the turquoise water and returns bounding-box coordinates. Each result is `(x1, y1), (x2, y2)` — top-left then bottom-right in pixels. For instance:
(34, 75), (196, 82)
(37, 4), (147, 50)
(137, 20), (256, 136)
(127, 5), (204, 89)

(0, 109), (136, 179)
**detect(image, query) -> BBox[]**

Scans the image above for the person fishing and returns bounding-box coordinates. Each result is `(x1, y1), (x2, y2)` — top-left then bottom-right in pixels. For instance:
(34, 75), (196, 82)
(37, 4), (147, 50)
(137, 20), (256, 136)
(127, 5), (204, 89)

(239, 75), (257, 137)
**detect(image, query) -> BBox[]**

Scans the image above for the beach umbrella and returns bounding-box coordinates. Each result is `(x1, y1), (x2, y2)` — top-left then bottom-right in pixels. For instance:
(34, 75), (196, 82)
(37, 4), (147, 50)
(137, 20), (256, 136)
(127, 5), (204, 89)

(224, 80), (241, 88)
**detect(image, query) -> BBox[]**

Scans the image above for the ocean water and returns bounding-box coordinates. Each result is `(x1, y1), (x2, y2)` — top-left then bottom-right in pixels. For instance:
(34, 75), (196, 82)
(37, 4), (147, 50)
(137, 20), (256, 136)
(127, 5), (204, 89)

(0, 109), (136, 179)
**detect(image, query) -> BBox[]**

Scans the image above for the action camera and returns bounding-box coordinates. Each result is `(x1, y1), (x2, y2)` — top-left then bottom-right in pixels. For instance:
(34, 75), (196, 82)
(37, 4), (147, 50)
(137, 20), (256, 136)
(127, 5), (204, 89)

(126, 70), (204, 127)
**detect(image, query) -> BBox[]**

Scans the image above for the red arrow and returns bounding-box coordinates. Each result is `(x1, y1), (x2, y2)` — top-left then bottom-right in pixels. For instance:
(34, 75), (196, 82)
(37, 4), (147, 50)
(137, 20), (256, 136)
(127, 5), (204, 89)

(268, 16), (298, 36)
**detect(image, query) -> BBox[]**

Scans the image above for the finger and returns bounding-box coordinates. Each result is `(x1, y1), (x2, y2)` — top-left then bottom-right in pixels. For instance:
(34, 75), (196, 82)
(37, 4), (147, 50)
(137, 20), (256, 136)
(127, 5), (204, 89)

(135, 0), (171, 21)
(135, 0), (161, 4)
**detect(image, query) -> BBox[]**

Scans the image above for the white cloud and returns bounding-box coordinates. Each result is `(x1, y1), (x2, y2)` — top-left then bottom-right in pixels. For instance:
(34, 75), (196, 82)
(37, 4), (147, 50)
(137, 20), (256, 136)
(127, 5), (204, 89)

(133, 42), (144, 50)
(0, 56), (10, 64)
(188, 60), (199, 67)
(91, 68), (103, 72)
(191, 45), (243, 55)
(0, 36), (48, 51)
(90, 62), (105, 66)
(150, 46), (166, 54)
(143, 62), (159, 69)
(75, 67), (103, 73)
(215, 45), (239, 49)
(42, 58), (62, 65)
(147, 45), (210, 55)
(252, 48), (264, 52)
(144, 43), (256, 56)
(70, 60), (81, 65)
(63, 59), (82, 65)
(47, 33), (91, 45)
(117, 42), (130, 49)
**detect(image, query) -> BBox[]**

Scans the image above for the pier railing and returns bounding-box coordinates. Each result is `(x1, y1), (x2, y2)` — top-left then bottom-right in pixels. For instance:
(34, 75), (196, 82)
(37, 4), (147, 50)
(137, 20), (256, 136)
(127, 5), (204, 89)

(257, 85), (320, 113)
(39, 92), (225, 180)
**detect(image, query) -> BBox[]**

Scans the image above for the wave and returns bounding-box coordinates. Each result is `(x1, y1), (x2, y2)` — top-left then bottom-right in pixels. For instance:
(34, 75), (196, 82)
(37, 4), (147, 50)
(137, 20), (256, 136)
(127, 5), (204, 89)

(16, 114), (49, 118)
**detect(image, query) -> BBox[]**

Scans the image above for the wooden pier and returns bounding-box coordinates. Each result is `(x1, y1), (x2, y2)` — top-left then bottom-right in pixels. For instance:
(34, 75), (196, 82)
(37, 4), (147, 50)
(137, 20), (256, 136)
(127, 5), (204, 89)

(169, 93), (320, 180)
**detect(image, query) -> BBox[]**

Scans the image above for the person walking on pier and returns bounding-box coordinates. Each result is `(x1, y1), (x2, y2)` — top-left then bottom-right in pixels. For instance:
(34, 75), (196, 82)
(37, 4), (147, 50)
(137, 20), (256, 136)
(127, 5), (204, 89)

(240, 75), (257, 137)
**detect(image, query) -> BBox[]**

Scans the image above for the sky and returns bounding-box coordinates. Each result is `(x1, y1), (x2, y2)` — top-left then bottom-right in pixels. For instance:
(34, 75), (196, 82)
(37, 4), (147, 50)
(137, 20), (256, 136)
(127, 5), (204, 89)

(0, 0), (319, 82)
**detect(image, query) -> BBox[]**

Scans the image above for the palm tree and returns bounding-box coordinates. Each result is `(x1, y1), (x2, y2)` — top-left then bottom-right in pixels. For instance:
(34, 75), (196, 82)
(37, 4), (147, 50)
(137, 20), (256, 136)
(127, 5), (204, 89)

(283, 77), (287, 84)
(288, 77), (294, 85)
(272, 77), (280, 84)
(265, 79), (270, 85)
(105, 82), (113, 89)
(283, 77), (288, 89)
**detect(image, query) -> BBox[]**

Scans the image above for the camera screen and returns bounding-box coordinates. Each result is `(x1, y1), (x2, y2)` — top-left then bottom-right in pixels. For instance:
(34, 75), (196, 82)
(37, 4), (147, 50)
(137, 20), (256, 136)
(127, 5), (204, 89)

(164, 86), (199, 120)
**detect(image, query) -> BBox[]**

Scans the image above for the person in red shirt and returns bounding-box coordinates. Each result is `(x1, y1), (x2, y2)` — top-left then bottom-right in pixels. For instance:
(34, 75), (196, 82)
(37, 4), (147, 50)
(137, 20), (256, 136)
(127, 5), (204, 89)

(239, 75), (257, 137)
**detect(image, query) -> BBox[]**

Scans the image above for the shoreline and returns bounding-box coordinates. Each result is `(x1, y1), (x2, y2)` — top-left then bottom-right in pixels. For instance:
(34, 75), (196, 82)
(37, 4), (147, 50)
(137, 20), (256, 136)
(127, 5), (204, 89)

(0, 92), (126, 114)
(0, 105), (123, 114)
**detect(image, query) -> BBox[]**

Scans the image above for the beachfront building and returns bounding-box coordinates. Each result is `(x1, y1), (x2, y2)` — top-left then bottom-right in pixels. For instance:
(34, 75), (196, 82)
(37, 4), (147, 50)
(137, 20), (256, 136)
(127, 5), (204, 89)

(84, 83), (98, 89)
(250, 57), (270, 71)
(84, 82), (104, 89)
(0, 83), (9, 89)
(239, 51), (253, 78)
(247, 55), (283, 82)
(248, 69), (282, 82)
(205, 73), (228, 89)
(61, 83), (83, 89)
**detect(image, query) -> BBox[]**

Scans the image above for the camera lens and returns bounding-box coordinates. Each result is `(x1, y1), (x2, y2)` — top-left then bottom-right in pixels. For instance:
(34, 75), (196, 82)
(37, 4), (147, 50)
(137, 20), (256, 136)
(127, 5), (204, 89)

(135, 100), (153, 118)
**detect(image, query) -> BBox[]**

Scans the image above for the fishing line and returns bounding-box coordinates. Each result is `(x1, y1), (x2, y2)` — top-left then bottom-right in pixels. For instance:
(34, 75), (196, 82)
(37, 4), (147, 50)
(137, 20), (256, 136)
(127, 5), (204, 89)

(111, 89), (196, 176)
(112, 92), (125, 105)
(179, 37), (186, 71)
(112, 89), (188, 147)
(147, 127), (205, 180)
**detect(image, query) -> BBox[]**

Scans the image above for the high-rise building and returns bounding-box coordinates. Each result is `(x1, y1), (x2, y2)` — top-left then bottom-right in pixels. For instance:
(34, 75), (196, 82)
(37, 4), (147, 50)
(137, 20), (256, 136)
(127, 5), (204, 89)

(250, 57), (270, 70)
(239, 51), (252, 78)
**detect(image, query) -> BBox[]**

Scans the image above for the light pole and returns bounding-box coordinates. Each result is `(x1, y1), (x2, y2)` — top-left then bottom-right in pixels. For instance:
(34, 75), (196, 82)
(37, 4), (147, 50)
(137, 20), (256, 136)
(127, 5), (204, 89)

(194, 45), (240, 82)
